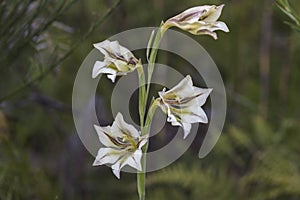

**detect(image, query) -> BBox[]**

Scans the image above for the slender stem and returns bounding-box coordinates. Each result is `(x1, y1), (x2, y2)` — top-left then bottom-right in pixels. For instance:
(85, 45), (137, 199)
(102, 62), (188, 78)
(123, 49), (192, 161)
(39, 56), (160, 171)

(137, 63), (146, 130)
(137, 100), (159, 200)
(137, 25), (166, 200)
(137, 145), (147, 200)
(144, 26), (165, 110)
(137, 63), (147, 200)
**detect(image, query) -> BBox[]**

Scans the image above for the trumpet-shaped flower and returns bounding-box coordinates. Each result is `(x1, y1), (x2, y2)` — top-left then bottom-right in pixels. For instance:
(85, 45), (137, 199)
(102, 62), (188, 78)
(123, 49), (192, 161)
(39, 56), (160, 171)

(157, 75), (212, 139)
(93, 113), (147, 179)
(92, 40), (141, 82)
(162, 4), (229, 39)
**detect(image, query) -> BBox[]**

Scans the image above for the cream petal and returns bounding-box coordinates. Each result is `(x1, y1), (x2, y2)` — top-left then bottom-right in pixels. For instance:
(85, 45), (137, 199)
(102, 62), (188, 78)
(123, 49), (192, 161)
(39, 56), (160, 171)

(120, 150), (143, 171)
(93, 148), (123, 166)
(103, 68), (117, 75)
(167, 75), (194, 98)
(138, 136), (148, 149)
(167, 106), (182, 126)
(171, 5), (212, 24)
(196, 107), (209, 123)
(193, 87), (212, 106)
(103, 56), (115, 65)
(111, 41), (136, 63)
(203, 4), (224, 23)
(109, 40), (121, 53)
(191, 21), (229, 39)
(131, 150), (143, 171)
(199, 30), (218, 40)
(182, 122), (192, 139)
(106, 40), (135, 61)
(158, 101), (168, 115)
(94, 40), (134, 61)
(93, 125), (119, 148)
(112, 59), (131, 72)
(111, 161), (121, 179)
(168, 21), (203, 34)
(104, 41), (120, 57)
(171, 96), (199, 108)
(119, 45), (135, 61)
(168, 115), (181, 126)
(182, 24), (217, 39)
(111, 112), (140, 138)
(95, 64), (116, 75)
(204, 21), (229, 33)
(92, 61), (110, 78)
(93, 40), (111, 57)
(181, 106), (208, 124)
(112, 169), (121, 179)
(213, 21), (229, 32)
(107, 74), (117, 83)
(180, 108), (202, 123)
(158, 89), (166, 100)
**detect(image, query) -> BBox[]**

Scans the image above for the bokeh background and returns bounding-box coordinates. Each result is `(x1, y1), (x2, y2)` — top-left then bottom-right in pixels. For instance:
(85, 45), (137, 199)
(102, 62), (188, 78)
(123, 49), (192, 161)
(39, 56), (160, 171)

(1, 0), (300, 199)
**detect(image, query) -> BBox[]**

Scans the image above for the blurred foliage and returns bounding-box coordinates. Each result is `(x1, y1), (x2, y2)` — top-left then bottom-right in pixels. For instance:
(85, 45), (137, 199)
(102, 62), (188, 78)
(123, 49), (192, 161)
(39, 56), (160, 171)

(276, 0), (300, 32)
(0, 0), (77, 101)
(1, 0), (300, 199)
(0, 135), (59, 200)
(147, 116), (300, 199)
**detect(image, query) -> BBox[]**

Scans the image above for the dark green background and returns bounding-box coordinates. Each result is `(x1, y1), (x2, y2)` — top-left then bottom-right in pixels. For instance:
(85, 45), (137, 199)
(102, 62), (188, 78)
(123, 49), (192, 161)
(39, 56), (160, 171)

(1, 0), (300, 199)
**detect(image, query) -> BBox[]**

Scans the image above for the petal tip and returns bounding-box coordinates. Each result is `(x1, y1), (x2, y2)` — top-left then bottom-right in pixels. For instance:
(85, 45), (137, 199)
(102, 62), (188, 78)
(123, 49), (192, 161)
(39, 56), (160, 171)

(92, 159), (102, 166)
(218, 4), (225, 8)
(107, 74), (116, 82)
(93, 124), (100, 130)
(112, 169), (121, 179)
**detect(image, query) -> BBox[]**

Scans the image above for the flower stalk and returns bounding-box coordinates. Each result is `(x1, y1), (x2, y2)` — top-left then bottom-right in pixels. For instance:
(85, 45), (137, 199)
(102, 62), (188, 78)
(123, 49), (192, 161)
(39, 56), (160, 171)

(91, 4), (229, 200)
(137, 99), (159, 200)
(137, 25), (165, 200)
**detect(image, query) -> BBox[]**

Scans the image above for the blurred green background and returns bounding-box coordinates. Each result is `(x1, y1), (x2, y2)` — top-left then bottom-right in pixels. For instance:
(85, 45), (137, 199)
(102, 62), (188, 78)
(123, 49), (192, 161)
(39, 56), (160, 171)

(1, 0), (300, 199)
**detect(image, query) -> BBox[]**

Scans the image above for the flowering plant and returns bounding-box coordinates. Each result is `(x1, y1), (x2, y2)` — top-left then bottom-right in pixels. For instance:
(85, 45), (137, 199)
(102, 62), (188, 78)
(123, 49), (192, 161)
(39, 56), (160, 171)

(92, 4), (228, 199)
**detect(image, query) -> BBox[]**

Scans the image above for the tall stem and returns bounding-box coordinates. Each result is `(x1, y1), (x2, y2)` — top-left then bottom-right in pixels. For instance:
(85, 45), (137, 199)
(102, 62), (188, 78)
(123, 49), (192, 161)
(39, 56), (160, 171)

(136, 26), (165, 200)
(137, 63), (146, 200)
(137, 100), (159, 200)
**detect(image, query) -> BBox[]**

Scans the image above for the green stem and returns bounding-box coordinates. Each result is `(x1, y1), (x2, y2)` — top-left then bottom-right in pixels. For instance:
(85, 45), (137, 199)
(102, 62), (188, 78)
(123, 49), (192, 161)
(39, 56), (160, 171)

(137, 100), (159, 200)
(137, 145), (147, 200)
(137, 25), (166, 200)
(137, 63), (146, 130)
(144, 25), (165, 110)
(137, 63), (147, 200)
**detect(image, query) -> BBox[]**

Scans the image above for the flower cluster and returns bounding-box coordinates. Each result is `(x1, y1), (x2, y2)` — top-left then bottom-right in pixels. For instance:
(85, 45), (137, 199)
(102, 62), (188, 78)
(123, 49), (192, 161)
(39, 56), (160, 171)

(91, 4), (228, 180)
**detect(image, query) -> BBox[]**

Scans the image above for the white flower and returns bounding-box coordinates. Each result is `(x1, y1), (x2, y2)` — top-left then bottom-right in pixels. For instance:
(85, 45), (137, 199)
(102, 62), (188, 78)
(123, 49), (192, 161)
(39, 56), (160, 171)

(93, 113), (147, 179)
(162, 4), (229, 39)
(92, 40), (141, 82)
(157, 75), (212, 138)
